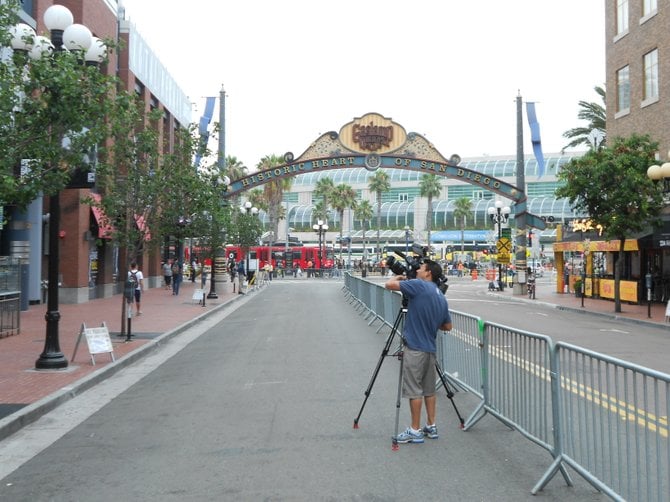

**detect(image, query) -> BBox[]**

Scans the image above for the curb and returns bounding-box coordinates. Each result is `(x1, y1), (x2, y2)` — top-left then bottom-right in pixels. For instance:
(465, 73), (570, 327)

(0, 294), (244, 442)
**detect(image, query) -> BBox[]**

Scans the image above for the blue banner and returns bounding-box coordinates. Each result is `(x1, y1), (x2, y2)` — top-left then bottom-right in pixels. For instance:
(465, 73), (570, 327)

(526, 102), (546, 179)
(194, 96), (217, 167)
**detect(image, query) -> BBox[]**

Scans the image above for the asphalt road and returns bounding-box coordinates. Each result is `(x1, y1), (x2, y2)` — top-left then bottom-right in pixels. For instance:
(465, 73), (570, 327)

(0, 281), (604, 501)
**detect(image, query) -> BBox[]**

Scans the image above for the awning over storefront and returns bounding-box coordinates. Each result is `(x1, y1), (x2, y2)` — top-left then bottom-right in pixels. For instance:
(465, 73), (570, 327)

(89, 193), (114, 240)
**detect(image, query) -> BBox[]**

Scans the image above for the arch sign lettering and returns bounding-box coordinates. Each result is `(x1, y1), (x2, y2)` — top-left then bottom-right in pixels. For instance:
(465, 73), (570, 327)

(224, 112), (545, 230)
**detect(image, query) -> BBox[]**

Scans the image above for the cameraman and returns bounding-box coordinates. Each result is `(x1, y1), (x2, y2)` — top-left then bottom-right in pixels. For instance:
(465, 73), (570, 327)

(385, 259), (452, 444)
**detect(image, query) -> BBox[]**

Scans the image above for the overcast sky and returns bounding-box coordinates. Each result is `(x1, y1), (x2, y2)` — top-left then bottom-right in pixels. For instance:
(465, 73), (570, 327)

(119, 0), (605, 170)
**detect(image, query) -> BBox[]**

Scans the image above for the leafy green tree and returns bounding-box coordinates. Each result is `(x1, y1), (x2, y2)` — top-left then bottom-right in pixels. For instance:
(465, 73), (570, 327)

(368, 169), (390, 260)
(0, 0), (118, 209)
(233, 204), (263, 265)
(93, 97), (163, 265)
(453, 197), (472, 254)
(419, 173), (443, 248)
(331, 183), (357, 261)
(354, 199), (374, 263)
(562, 85), (606, 151)
(190, 167), (233, 289)
(556, 134), (663, 312)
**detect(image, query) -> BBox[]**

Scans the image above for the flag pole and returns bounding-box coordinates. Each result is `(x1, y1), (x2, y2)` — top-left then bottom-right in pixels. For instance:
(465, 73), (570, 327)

(514, 92), (527, 295)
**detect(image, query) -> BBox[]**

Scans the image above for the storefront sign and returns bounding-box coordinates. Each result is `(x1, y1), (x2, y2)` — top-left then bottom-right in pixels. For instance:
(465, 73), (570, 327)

(598, 279), (638, 302)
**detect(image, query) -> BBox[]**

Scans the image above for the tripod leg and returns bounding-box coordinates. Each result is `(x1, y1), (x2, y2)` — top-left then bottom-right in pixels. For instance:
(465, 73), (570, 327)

(353, 312), (403, 428)
(435, 360), (465, 429)
(354, 307), (406, 429)
(392, 347), (404, 451)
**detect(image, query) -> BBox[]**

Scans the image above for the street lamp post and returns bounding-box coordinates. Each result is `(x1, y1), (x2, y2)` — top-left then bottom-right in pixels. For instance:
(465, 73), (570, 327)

(647, 157), (670, 198)
(313, 219), (328, 277)
(241, 201), (258, 276)
(488, 201), (511, 291)
(404, 225), (411, 255)
(207, 174), (230, 299)
(285, 226), (294, 274)
(11, 6), (104, 370)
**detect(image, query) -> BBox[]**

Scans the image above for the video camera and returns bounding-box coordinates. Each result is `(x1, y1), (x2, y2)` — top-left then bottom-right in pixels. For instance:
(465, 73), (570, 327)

(385, 244), (449, 294)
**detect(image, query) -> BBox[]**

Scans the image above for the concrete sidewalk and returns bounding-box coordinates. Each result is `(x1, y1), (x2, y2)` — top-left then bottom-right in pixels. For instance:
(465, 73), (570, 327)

(493, 280), (670, 329)
(0, 276), (242, 439)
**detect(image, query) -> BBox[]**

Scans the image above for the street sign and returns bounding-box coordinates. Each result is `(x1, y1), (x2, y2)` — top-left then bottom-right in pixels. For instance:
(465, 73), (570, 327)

(498, 251), (511, 264)
(496, 237), (512, 253)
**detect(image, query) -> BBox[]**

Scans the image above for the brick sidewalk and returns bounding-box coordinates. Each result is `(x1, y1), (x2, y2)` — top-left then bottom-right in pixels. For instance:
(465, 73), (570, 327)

(0, 277), (238, 414)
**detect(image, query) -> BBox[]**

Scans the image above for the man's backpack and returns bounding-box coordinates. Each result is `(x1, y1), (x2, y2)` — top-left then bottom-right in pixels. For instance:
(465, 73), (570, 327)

(172, 263), (180, 275)
(125, 271), (138, 301)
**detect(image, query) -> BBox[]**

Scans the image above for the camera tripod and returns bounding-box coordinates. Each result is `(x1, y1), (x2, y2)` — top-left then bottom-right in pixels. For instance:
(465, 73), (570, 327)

(353, 296), (464, 449)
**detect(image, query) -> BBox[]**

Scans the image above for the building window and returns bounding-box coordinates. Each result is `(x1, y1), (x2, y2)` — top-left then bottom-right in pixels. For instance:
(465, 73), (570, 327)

(398, 193), (409, 202)
(616, 65), (630, 113)
(616, 0), (629, 35)
(643, 49), (658, 102)
(642, 0), (657, 17)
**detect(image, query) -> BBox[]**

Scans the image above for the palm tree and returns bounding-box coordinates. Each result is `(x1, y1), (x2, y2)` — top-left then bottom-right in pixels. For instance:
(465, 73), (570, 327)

(367, 170), (390, 261)
(225, 155), (248, 181)
(453, 197), (472, 254)
(354, 199), (374, 271)
(562, 85), (606, 151)
(312, 200), (329, 222)
(313, 177), (335, 222)
(331, 183), (358, 262)
(419, 173), (443, 251)
(224, 156), (249, 208)
(257, 154), (290, 241)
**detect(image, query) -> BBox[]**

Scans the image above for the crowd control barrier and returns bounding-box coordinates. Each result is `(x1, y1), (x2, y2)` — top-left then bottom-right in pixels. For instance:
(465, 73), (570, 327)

(343, 273), (669, 501)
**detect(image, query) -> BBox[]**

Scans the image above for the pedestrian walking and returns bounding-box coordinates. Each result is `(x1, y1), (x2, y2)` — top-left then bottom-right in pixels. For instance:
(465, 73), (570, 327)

(385, 259), (452, 444)
(191, 258), (198, 282)
(236, 260), (245, 295)
(127, 261), (145, 315)
(172, 260), (183, 295)
(162, 260), (173, 290)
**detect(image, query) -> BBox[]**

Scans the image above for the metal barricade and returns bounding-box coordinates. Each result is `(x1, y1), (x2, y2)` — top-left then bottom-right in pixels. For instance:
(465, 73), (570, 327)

(535, 342), (670, 501)
(342, 272), (670, 500)
(438, 312), (484, 396)
(465, 322), (558, 455)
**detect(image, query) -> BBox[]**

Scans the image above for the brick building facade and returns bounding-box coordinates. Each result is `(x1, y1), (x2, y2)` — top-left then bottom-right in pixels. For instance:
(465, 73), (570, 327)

(9, 0), (191, 304)
(605, 0), (670, 158)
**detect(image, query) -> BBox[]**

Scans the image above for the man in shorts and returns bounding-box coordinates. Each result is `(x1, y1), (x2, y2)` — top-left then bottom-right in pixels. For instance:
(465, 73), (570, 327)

(385, 259), (452, 444)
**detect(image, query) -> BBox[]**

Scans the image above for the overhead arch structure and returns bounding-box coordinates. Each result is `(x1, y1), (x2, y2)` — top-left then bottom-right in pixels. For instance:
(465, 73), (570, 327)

(223, 112), (545, 231)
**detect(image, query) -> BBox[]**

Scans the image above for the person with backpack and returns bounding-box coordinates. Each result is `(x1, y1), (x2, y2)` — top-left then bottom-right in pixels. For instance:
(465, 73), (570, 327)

(127, 262), (145, 315)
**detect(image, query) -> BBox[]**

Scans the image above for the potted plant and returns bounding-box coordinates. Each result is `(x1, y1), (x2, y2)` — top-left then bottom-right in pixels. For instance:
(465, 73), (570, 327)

(574, 279), (583, 297)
